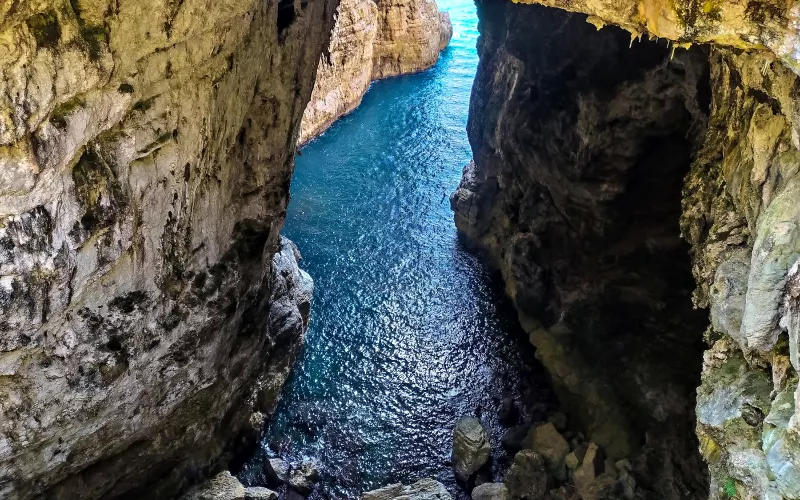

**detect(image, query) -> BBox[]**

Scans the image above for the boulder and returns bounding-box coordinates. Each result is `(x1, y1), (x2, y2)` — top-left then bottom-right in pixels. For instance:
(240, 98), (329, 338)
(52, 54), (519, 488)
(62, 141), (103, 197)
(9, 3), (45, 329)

(544, 486), (581, 500)
(524, 422), (569, 481)
(573, 443), (604, 493)
(244, 487), (279, 500)
(362, 478), (452, 499)
(452, 417), (492, 481)
(182, 471), (246, 500)
(577, 473), (621, 500)
(264, 458), (290, 485)
(472, 482), (509, 500)
(504, 450), (548, 499)
(288, 461), (319, 495)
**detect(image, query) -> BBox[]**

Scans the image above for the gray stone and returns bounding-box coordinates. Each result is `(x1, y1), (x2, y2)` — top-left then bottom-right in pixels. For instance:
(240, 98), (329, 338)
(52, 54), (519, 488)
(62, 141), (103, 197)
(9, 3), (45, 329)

(288, 461), (319, 495)
(504, 450), (548, 499)
(452, 417), (491, 481)
(182, 472), (246, 500)
(362, 478), (452, 499)
(264, 458), (290, 484)
(471, 483), (509, 500)
(244, 486), (278, 500)
(573, 443), (604, 493)
(502, 425), (530, 452)
(525, 422), (569, 481)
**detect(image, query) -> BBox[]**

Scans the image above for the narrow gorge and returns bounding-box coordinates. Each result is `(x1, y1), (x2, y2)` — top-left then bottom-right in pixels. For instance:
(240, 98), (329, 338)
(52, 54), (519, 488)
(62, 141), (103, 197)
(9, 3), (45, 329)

(3, 0), (800, 500)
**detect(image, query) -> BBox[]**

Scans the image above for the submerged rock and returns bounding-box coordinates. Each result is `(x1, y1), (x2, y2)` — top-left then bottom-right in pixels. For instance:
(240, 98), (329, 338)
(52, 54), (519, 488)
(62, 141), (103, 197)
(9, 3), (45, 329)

(362, 478), (451, 499)
(452, 417), (492, 482)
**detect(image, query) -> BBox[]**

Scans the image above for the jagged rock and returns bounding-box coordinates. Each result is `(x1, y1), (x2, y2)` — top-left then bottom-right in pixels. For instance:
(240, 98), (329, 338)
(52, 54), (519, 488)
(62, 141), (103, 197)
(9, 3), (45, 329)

(548, 413), (568, 432)
(264, 458), (290, 485)
(472, 482), (509, 500)
(181, 472), (246, 500)
(524, 422), (569, 481)
(0, 1), (331, 496)
(572, 443), (603, 493)
(577, 473), (621, 500)
(288, 461), (320, 495)
(244, 487), (278, 500)
(452, 417), (491, 482)
(504, 450), (548, 499)
(362, 478), (451, 499)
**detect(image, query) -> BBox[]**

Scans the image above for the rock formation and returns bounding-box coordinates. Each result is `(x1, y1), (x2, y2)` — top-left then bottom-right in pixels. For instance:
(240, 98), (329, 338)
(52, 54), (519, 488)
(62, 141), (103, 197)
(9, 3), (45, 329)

(454, 0), (800, 498)
(298, 0), (452, 144)
(0, 0), (332, 498)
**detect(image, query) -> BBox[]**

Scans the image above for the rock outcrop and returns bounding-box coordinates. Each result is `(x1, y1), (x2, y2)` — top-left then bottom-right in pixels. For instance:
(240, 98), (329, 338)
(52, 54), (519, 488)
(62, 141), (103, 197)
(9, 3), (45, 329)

(0, 0), (331, 498)
(298, 0), (452, 144)
(454, 0), (800, 498)
(452, 417), (491, 482)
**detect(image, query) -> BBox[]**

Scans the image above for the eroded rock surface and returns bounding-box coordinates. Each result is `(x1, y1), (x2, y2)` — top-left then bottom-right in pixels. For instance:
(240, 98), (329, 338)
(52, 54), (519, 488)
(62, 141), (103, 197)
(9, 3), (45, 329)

(0, 1), (331, 498)
(299, 0), (452, 144)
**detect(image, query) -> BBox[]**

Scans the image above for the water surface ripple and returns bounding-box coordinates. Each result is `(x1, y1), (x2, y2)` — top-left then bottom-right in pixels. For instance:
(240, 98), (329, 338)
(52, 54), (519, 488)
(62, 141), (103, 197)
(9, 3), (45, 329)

(239, 1), (554, 496)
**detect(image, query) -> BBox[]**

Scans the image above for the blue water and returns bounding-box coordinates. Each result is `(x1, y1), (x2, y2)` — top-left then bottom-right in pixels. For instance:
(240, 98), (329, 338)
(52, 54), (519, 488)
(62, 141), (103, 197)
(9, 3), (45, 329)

(239, 1), (554, 497)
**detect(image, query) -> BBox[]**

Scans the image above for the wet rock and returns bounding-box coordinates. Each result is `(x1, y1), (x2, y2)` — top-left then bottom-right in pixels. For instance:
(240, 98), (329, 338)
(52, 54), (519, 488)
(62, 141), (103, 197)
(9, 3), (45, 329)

(181, 472), (246, 500)
(362, 478), (451, 499)
(472, 482), (509, 500)
(264, 458), (290, 485)
(524, 422), (569, 481)
(452, 417), (491, 482)
(244, 487), (278, 500)
(288, 461), (320, 495)
(504, 450), (548, 499)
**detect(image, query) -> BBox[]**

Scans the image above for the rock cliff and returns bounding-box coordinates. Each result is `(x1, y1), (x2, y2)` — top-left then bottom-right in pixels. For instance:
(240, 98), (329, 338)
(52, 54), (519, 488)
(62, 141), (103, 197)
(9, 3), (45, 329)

(454, 0), (800, 498)
(0, 0), (333, 498)
(298, 0), (452, 144)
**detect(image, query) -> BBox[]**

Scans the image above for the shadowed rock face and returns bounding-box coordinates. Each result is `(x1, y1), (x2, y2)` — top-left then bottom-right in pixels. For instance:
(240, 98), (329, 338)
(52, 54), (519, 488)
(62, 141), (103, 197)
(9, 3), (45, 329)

(452, 1), (710, 496)
(0, 0), (333, 498)
(456, 0), (800, 498)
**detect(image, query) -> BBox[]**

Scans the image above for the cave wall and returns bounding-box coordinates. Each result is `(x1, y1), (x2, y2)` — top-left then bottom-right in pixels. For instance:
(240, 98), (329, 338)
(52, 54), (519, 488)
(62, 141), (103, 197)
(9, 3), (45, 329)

(0, 0), (334, 498)
(455, 0), (800, 498)
(298, 0), (453, 145)
(451, 1), (711, 497)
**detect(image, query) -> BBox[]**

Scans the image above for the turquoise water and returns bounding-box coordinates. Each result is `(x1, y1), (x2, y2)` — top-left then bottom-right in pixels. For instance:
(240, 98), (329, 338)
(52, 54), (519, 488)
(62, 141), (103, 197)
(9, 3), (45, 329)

(238, 1), (554, 497)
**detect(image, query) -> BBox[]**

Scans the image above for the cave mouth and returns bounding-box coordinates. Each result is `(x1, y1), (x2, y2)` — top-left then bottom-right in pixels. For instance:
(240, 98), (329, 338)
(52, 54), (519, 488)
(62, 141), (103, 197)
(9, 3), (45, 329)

(451, 0), (717, 496)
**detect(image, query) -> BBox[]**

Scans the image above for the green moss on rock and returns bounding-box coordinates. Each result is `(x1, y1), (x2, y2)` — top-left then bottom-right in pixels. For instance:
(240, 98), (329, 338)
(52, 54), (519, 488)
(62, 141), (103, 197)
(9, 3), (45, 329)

(26, 10), (62, 49)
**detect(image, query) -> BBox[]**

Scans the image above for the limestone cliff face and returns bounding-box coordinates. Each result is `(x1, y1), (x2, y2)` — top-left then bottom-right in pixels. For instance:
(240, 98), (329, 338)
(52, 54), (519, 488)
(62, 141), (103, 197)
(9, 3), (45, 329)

(298, 0), (379, 145)
(455, 0), (800, 498)
(299, 0), (452, 144)
(372, 0), (452, 79)
(0, 1), (333, 498)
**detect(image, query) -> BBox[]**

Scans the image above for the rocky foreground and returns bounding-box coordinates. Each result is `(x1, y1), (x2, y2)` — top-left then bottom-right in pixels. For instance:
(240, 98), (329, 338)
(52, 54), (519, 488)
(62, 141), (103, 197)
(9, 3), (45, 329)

(298, 0), (452, 144)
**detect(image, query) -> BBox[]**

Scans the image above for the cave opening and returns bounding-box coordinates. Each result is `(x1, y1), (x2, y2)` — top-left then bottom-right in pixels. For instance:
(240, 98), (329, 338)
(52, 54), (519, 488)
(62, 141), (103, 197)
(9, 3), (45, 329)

(450, 0), (717, 496)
